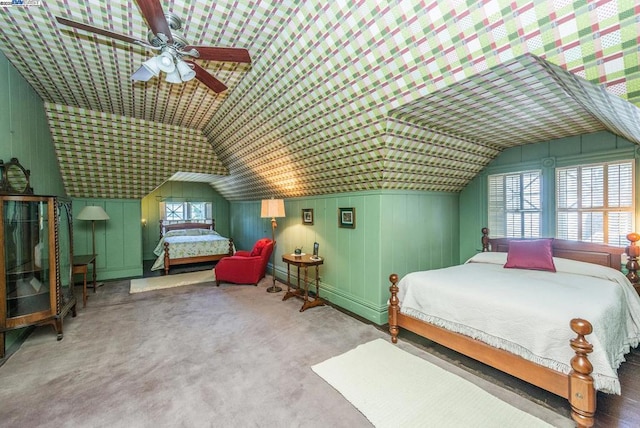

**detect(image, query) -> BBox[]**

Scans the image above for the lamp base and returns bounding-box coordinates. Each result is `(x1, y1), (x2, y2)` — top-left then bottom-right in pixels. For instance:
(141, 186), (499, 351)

(266, 285), (282, 293)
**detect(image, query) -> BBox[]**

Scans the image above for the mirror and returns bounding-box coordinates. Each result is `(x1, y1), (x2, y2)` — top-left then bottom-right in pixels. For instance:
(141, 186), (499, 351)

(0, 158), (33, 195)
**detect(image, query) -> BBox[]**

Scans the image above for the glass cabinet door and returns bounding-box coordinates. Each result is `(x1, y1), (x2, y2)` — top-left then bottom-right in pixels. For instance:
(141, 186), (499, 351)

(57, 201), (73, 308)
(3, 199), (52, 319)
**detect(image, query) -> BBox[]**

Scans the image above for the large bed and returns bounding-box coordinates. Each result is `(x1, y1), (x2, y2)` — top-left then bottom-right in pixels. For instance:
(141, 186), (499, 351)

(151, 220), (234, 275)
(388, 229), (640, 428)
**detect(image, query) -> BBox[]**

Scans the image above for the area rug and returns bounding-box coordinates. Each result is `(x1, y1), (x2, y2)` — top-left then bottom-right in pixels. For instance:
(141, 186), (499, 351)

(312, 338), (558, 428)
(129, 270), (216, 294)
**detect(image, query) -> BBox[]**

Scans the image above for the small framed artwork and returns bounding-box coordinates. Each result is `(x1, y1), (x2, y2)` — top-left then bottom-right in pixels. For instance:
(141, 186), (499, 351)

(338, 207), (356, 229)
(302, 208), (314, 225)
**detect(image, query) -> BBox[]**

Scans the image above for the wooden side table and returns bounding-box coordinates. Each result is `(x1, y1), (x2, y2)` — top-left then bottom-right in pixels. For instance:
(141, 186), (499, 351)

(72, 254), (97, 308)
(281, 253), (324, 312)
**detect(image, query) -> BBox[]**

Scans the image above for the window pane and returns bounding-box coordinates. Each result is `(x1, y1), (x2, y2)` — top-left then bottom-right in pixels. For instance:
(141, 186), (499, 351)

(523, 212), (540, 238)
(557, 212), (578, 240)
(189, 202), (206, 220)
(165, 203), (185, 221)
(581, 165), (604, 208)
(557, 168), (578, 209)
(581, 212), (604, 243)
(608, 163), (633, 207)
(609, 211), (633, 247)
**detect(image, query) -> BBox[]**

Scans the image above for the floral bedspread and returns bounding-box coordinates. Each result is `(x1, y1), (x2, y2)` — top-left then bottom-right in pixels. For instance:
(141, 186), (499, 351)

(151, 230), (234, 271)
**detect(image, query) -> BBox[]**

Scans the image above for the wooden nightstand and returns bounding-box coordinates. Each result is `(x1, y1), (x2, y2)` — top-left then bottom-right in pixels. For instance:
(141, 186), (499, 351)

(281, 253), (324, 312)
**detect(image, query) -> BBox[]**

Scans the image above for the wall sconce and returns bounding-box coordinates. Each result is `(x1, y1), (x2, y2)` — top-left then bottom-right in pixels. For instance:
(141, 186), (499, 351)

(141, 218), (147, 228)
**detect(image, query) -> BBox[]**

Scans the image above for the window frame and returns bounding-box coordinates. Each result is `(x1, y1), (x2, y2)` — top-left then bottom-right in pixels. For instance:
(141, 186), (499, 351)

(487, 169), (542, 239)
(556, 160), (634, 246)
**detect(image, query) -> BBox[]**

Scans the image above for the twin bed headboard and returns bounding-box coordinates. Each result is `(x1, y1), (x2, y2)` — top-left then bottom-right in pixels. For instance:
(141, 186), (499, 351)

(159, 219), (216, 239)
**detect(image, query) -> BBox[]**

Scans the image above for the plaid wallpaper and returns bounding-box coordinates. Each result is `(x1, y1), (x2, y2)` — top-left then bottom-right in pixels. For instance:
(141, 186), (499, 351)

(1, 1), (639, 199)
(45, 103), (227, 199)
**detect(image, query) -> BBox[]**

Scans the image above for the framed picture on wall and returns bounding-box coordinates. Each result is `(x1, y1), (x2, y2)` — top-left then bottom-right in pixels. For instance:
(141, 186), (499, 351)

(302, 208), (314, 225)
(338, 207), (355, 229)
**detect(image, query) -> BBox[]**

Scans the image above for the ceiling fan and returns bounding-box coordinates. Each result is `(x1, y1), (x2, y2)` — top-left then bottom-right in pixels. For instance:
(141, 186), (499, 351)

(56, 0), (250, 93)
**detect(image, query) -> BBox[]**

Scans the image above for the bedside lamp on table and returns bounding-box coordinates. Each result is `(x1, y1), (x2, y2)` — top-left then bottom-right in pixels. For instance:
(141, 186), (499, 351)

(77, 205), (110, 287)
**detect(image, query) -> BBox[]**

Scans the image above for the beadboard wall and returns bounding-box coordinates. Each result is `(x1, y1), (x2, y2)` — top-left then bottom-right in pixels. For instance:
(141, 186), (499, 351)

(230, 190), (459, 325)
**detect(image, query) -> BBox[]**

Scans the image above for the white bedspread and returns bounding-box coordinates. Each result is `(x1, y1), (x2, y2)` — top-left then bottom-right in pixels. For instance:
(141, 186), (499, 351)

(396, 252), (640, 394)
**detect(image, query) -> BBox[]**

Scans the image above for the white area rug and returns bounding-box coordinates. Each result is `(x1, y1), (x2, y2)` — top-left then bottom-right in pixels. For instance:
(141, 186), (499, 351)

(130, 270), (216, 294)
(312, 339), (558, 428)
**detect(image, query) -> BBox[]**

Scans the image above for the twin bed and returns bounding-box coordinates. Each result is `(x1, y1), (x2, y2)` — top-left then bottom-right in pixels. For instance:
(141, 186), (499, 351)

(151, 220), (234, 275)
(388, 229), (640, 428)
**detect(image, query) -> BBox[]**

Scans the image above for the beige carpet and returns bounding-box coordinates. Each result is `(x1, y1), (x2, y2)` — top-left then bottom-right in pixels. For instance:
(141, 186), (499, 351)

(129, 269), (216, 293)
(312, 338), (572, 428)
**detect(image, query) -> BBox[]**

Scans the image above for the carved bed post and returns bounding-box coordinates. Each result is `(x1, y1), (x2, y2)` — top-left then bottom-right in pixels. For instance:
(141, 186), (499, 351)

(625, 232), (640, 285)
(481, 227), (490, 252)
(159, 219), (164, 240)
(163, 242), (170, 275)
(568, 318), (596, 428)
(228, 238), (234, 255)
(388, 274), (400, 344)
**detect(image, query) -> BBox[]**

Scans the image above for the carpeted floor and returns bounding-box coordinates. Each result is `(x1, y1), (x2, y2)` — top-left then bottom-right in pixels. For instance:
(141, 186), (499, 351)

(0, 275), (571, 427)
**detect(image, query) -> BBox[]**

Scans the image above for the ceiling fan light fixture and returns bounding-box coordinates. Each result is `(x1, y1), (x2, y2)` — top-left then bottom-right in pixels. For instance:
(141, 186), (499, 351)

(157, 51), (176, 73)
(176, 59), (196, 82)
(165, 69), (182, 84)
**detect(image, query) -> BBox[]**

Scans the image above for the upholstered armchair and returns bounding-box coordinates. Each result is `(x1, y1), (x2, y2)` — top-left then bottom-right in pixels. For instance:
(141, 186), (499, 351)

(214, 238), (274, 286)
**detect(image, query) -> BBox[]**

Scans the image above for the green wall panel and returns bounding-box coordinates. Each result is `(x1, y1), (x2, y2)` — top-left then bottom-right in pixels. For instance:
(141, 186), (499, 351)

(0, 51), (65, 197)
(73, 198), (142, 280)
(229, 190), (459, 325)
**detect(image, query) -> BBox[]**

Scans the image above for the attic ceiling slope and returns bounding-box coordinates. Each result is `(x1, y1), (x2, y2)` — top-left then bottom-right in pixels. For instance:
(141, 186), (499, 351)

(45, 103), (227, 199)
(1, 1), (640, 200)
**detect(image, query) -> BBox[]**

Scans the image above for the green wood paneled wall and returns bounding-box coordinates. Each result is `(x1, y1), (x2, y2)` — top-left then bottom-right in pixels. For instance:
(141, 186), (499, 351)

(0, 51), (65, 196)
(141, 181), (230, 260)
(229, 190), (459, 325)
(73, 198), (143, 280)
(0, 51), (67, 352)
(459, 131), (639, 262)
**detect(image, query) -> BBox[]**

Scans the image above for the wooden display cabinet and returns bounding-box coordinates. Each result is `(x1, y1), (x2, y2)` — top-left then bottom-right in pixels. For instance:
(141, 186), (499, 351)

(0, 195), (77, 357)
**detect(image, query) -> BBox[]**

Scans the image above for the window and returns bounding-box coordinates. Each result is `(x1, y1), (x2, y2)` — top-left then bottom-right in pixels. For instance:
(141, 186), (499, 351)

(556, 161), (633, 246)
(160, 201), (213, 222)
(488, 170), (542, 238)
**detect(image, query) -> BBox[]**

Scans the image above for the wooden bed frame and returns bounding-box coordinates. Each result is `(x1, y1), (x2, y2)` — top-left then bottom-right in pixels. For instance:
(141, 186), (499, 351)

(388, 228), (639, 428)
(158, 219), (233, 275)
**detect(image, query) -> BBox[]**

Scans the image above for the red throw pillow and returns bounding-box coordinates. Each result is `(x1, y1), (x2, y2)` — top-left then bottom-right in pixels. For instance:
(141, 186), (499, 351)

(504, 239), (556, 272)
(250, 240), (267, 257)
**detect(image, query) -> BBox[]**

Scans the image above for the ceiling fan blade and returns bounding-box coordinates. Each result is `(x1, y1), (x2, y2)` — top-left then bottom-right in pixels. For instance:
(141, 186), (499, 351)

(56, 16), (145, 45)
(135, 0), (173, 44)
(185, 61), (227, 93)
(185, 46), (251, 63)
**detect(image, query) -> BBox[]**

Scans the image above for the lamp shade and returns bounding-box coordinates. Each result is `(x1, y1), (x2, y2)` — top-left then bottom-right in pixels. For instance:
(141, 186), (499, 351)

(165, 69), (182, 84)
(176, 59), (196, 81)
(157, 51), (176, 73)
(77, 206), (110, 221)
(261, 199), (285, 218)
(141, 57), (161, 77)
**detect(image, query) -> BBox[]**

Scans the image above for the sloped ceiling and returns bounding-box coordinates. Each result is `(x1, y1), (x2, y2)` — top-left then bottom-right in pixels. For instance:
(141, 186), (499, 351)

(1, 1), (640, 200)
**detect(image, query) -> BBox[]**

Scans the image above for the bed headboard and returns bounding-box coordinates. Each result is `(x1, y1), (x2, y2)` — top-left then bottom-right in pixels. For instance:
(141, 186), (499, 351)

(480, 227), (625, 270)
(159, 219), (215, 239)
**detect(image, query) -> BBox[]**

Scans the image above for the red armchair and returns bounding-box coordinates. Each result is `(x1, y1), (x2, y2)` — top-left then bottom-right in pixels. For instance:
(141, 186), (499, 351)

(214, 238), (274, 286)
